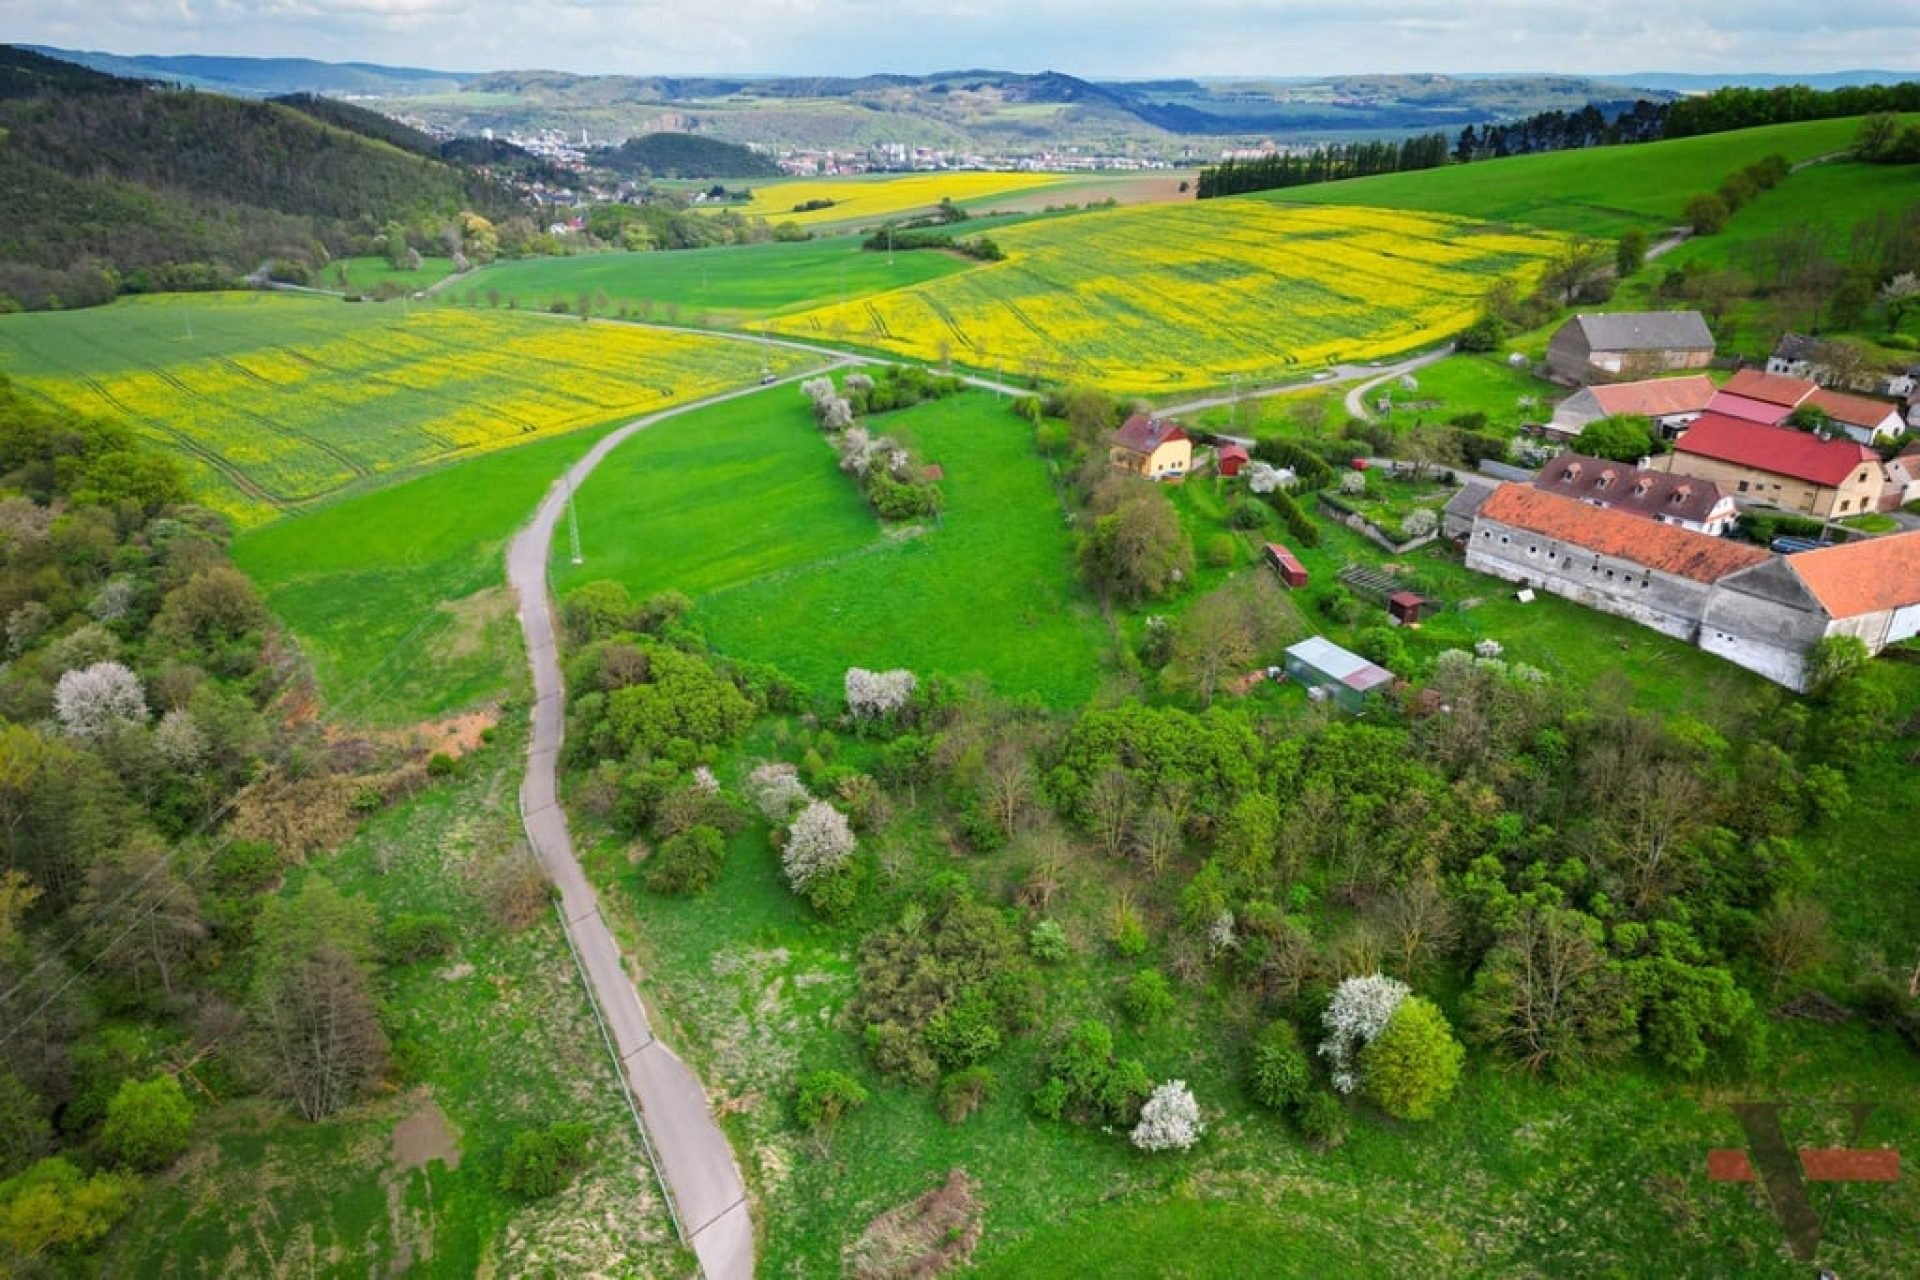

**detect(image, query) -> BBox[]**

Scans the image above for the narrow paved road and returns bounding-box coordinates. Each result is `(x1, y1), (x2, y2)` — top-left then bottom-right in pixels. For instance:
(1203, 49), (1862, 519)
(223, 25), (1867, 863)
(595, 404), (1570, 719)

(507, 367), (843, 1280)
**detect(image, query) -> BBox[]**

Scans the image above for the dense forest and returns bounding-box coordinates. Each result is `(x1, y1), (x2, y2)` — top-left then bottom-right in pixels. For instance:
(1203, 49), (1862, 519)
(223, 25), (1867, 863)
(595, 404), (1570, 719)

(1196, 133), (1449, 198)
(591, 132), (782, 180)
(0, 46), (521, 312)
(0, 376), (530, 1267)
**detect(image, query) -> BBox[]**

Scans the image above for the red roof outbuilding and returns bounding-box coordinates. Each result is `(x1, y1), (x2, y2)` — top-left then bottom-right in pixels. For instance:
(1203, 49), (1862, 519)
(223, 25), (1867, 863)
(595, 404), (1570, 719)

(1218, 443), (1250, 477)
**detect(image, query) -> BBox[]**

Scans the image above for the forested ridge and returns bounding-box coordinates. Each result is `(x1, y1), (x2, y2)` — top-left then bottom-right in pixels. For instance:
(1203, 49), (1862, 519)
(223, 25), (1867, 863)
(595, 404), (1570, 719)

(0, 46), (522, 311)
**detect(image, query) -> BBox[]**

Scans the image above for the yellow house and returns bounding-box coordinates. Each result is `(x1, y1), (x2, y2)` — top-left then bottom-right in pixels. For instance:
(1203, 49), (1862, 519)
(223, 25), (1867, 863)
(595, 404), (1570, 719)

(1662, 414), (1886, 519)
(1109, 413), (1192, 480)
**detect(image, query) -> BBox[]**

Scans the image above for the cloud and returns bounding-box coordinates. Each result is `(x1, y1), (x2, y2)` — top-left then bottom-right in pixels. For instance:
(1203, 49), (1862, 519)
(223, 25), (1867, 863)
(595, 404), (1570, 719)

(8, 0), (1919, 77)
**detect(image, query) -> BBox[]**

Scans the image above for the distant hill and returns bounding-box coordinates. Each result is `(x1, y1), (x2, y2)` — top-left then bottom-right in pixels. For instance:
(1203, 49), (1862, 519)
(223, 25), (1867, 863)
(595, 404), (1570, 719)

(271, 93), (569, 185)
(21, 45), (475, 96)
(592, 133), (781, 179)
(0, 45), (522, 311)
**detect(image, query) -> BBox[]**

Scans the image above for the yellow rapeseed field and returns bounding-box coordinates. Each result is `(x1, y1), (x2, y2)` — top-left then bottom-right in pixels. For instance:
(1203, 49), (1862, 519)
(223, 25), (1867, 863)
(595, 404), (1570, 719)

(723, 172), (1070, 226)
(769, 202), (1564, 393)
(1, 294), (809, 526)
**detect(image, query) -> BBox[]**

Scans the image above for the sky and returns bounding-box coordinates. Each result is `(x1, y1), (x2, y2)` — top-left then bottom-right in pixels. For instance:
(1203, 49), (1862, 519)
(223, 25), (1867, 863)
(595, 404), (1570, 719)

(11, 0), (1920, 78)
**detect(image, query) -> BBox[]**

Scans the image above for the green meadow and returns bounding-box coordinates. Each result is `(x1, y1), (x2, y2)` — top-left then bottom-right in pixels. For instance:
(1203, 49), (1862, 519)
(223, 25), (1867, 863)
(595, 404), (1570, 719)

(554, 388), (1108, 705)
(1263, 116), (1878, 235)
(458, 236), (976, 322)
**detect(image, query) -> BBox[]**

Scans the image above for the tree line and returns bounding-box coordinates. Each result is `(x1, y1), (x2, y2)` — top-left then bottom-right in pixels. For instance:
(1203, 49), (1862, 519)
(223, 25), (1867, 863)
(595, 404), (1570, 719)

(1196, 134), (1448, 198)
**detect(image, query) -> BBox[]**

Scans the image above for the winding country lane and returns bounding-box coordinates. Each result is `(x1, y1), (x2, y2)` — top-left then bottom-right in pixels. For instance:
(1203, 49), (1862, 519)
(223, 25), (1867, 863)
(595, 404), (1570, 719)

(507, 366), (845, 1279)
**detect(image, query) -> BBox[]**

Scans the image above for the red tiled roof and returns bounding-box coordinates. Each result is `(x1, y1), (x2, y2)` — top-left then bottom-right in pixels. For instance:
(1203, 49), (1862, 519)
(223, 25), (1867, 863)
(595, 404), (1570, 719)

(1477, 484), (1768, 583)
(1218, 443), (1250, 461)
(1112, 413), (1188, 455)
(1673, 414), (1879, 488)
(1706, 392), (1794, 425)
(1787, 531), (1920, 618)
(1722, 368), (1817, 407)
(1588, 375), (1716, 419)
(1806, 388), (1902, 430)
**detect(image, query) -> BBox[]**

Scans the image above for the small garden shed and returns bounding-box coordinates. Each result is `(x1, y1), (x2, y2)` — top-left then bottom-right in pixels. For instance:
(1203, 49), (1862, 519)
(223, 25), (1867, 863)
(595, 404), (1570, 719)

(1218, 444), (1250, 477)
(1263, 542), (1309, 589)
(1283, 636), (1394, 712)
(1388, 592), (1429, 625)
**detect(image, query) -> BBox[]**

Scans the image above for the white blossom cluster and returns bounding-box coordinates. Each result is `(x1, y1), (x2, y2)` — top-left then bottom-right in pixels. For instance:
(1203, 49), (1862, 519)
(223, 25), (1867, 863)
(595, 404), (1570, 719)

(1130, 1080), (1204, 1152)
(1319, 973), (1409, 1094)
(801, 377), (854, 432)
(1338, 469), (1368, 496)
(844, 372), (876, 395)
(747, 762), (811, 822)
(690, 765), (720, 795)
(154, 709), (209, 771)
(53, 661), (148, 738)
(1243, 461), (1293, 495)
(1206, 910), (1237, 957)
(782, 799), (856, 890)
(1402, 508), (1438, 538)
(845, 667), (917, 720)
(89, 579), (139, 624)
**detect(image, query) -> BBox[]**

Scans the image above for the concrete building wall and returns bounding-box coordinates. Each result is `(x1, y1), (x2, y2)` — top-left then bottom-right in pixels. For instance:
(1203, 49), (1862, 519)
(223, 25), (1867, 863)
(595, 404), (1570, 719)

(1463, 517), (1712, 641)
(1698, 581), (1829, 690)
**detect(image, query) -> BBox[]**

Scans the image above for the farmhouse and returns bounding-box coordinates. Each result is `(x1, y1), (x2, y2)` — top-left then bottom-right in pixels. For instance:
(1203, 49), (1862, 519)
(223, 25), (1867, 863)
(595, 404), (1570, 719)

(1882, 442), (1920, 510)
(1545, 311), (1714, 384)
(1707, 368), (1813, 425)
(1546, 374), (1716, 440)
(1662, 415), (1885, 518)
(1283, 636), (1394, 711)
(1533, 452), (1736, 535)
(1467, 484), (1920, 690)
(1109, 414), (1191, 480)
(1466, 484), (1767, 641)
(1765, 333), (1824, 381)
(1804, 388), (1907, 445)
(1701, 533), (1920, 689)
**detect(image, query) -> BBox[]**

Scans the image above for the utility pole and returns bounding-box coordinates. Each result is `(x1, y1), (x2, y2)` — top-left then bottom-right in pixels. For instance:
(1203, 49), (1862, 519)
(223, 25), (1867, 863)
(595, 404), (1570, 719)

(566, 475), (583, 566)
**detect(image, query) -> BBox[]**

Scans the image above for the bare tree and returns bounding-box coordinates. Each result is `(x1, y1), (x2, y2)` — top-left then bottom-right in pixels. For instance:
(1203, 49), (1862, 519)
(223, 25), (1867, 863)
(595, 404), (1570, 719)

(75, 836), (205, 999)
(1131, 804), (1183, 877)
(254, 943), (388, 1121)
(1086, 768), (1135, 860)
(981, 736), (1036, 838)
(1370, 872), (1456, 979)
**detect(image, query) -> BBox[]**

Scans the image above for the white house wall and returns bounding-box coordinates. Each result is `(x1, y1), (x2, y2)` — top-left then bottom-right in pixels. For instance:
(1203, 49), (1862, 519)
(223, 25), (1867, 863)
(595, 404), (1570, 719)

(1464, 519), (1712, 642)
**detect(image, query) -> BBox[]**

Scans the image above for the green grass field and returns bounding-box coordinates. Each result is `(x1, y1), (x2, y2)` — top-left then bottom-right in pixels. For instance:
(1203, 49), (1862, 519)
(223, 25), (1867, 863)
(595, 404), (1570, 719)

(458, 236), (976, 323)
(102, 721), (686, 1278)
(1263, 117), (1877, 235)
(0, 292), (813, 526)
(231, 427), (620, 725)
(322, 255), (464, 295)
(553, 388), (1108, 704)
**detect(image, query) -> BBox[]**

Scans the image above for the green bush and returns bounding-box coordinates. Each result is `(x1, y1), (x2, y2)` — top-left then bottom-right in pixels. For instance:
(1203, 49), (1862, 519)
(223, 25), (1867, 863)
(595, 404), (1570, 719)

(1029, 919), (1071, 964)
(383, 912), (458, 964)
(794, 1069), (870, 1129)
(1296, 1089), (1350, 1151)
(1202, 533), (1237, 568)
(1249, 1020), (1311, 1112)
(499, 1122), (592, 1198)
(1121, 969), (1176, 1026)
(1360, 996), (1464, 1121)
(938, 1066), (996, 1124)
(100, 1075), (192, 1170)
(644, 825), (727, 896)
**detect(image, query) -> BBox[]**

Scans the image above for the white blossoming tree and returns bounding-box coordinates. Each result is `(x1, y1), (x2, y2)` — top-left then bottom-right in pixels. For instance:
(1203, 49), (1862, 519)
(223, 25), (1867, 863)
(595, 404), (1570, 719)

(1244, 461), (1294, 495)
(844, 667), (917, 720)
(1338, 469), (1368, 496)
(690, 765), (720, 795)
(1319, 973), (1410, 1094)
(747, 762), (811, 822)
(1131, 1080), (1204, 1152)
(1403, 508), (1438, 539)
(53, 662), (148, 738)
(153, 709), (209, 772)
(782, 799), (856, 891)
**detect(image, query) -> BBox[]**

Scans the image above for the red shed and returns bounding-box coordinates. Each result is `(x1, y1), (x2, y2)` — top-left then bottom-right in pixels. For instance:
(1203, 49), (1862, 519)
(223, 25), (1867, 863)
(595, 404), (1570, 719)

(1388, 591), (1428, 624)
(1217, 443), (1249, 477)
(1263, 542), (1309, 589)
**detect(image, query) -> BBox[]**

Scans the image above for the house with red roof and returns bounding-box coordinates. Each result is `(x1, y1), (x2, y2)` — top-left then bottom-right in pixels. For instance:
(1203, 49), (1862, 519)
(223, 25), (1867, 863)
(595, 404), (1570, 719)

(1109, 414), (1191, 480)
(1465, 483), (1920, 690)
(1547, 374), (1715, 440)
(1661, 414), (1885, 519)
(1706, 368), (1816, 425)
(1534, 452), (1737, 535)
(1703, 532), (1920, 688)
(1805, 388), (1906, 445)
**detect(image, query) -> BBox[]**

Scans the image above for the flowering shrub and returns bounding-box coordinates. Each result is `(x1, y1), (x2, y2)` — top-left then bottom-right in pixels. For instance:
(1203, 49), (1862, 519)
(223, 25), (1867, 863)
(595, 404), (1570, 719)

(1130, 1080), (1203, 1152)
(1319, 973), (1409, 1094)
(747, 762), (810, 822)
(782, 800), (856, 890)
(845, 667), (917, 720)
(53, 662), (148, 737)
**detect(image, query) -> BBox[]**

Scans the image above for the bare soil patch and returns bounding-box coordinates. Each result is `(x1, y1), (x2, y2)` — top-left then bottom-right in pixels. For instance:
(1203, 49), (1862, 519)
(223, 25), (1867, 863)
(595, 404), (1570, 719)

(391, 1094), (461, 1173)
(845, 1169), (982, 1279)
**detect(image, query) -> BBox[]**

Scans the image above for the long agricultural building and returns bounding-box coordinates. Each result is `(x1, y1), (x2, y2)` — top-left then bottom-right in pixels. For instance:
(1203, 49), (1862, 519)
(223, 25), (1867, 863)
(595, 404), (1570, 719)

(1465, 483), (1920, 689)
